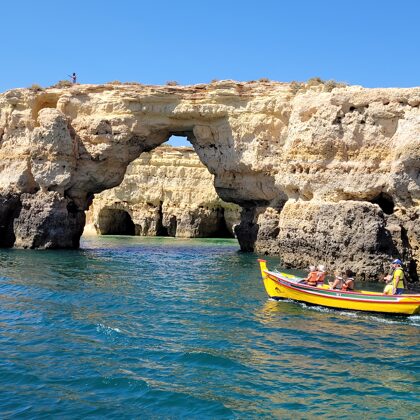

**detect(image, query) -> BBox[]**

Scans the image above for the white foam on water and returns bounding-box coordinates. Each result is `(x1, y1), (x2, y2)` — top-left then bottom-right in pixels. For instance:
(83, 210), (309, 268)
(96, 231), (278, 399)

(270, 299), (420, 326)
(362, 315), (406, 325)
(337, 311), (358, 318)
(408, 315), (420, 326)
(298, 302), (331, 313)
(97, 323), (123, 334)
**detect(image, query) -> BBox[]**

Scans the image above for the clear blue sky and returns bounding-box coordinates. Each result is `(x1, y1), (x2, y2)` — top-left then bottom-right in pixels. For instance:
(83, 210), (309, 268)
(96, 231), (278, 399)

(1, 0), (418, 93)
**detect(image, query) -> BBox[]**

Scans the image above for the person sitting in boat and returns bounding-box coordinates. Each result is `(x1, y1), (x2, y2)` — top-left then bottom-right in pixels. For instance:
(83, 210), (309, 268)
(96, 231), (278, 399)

(316, 265), (326, 287)
(304, 265), (326, 287)
(341, 269), (355, 291)
(304, 265), (319, 286)
(383, 259), (406, 295)
(329, 271), (344, 289)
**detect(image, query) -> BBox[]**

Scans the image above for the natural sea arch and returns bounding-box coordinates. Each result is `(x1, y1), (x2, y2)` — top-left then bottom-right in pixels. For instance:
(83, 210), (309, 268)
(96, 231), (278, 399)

(89, 135), (237, 239)
(0, 82), (419, 280)
(5, 107), (277, 251)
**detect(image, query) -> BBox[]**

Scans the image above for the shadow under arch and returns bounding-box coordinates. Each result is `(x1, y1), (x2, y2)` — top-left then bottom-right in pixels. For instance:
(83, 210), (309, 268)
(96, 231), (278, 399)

(87, 128), (242, 241)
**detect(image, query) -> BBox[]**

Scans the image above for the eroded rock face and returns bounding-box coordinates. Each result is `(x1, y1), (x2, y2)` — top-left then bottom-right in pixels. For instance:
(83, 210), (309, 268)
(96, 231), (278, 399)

(14, 191), (85, 249)
(85, 145), (241, 238)
(0, 80), (419, 280)
(256, 201), (397, 279)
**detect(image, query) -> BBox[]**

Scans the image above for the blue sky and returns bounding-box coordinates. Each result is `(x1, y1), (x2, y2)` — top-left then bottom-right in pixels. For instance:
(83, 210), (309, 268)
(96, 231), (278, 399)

(1, 0), (419, 93)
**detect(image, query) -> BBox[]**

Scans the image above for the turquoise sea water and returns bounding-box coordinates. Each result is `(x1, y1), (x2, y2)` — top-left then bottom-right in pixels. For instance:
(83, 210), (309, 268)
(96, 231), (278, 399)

(0, 236), (419, 419)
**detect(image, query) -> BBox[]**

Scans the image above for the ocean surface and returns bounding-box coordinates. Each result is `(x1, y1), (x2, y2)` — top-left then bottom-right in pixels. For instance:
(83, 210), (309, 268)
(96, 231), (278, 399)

(0, 236), (419, 419)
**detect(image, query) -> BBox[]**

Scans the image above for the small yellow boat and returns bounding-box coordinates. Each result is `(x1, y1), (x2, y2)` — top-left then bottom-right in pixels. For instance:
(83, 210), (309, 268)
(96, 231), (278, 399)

(258, 259), (420, 315)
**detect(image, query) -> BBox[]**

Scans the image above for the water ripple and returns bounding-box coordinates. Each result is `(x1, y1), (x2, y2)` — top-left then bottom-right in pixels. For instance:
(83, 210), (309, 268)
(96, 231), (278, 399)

(0, 236), (418, 418)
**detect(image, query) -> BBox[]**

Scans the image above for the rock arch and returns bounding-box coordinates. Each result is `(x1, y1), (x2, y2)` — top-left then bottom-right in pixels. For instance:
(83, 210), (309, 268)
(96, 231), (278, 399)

(84, 145), (240, 239)
(0, 81), (419, 280)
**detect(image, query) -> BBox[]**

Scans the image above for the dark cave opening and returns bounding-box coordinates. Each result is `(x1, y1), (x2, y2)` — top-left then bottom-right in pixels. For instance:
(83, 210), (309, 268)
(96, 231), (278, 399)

(156, 215), (178, 237)
(370, 192), (395, 215)
(97, 208), (135, 235)
(0, 196), (22, 247)
(209, 208), (234, 238)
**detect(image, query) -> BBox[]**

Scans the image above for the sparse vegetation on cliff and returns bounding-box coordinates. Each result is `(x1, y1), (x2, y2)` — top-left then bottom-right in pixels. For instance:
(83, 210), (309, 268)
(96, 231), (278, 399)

(106, 81), (144, 86)
(51, 80), (73, 88)
(324, 79), (347, 91)
(307, 77), (323, 85)
(308, 77), (347, 91)
(29, 84), (43, 92)
(289, 78), (347, 94)
(290, 81), (304, 94)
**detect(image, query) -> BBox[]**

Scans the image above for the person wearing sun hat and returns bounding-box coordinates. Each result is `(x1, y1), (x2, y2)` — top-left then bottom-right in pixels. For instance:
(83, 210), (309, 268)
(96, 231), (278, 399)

(383, 259), (406, 295)
(305, 265), (318, 286)
(316, 264), (326, 287)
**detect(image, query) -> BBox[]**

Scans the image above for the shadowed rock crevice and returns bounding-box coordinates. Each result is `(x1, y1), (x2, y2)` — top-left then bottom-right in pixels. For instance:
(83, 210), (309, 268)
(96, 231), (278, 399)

(161, 214), (177, 237)
(370, 192), (395, 215)
(97, 208), (135, 235)
(0, 194), (22, 247)
(155, 201), (168, 236)
(400, 226), (419, 283)
(209, 208), (234, 238)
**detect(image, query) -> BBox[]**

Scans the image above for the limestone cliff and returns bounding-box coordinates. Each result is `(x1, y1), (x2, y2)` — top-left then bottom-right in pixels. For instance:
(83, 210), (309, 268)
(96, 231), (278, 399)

(0, 80), (419, 281)
(84, 145), (241, 238)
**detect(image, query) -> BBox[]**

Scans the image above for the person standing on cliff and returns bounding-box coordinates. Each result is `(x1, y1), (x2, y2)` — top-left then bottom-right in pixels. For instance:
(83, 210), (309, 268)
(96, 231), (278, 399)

(70, 72), (77, 84)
